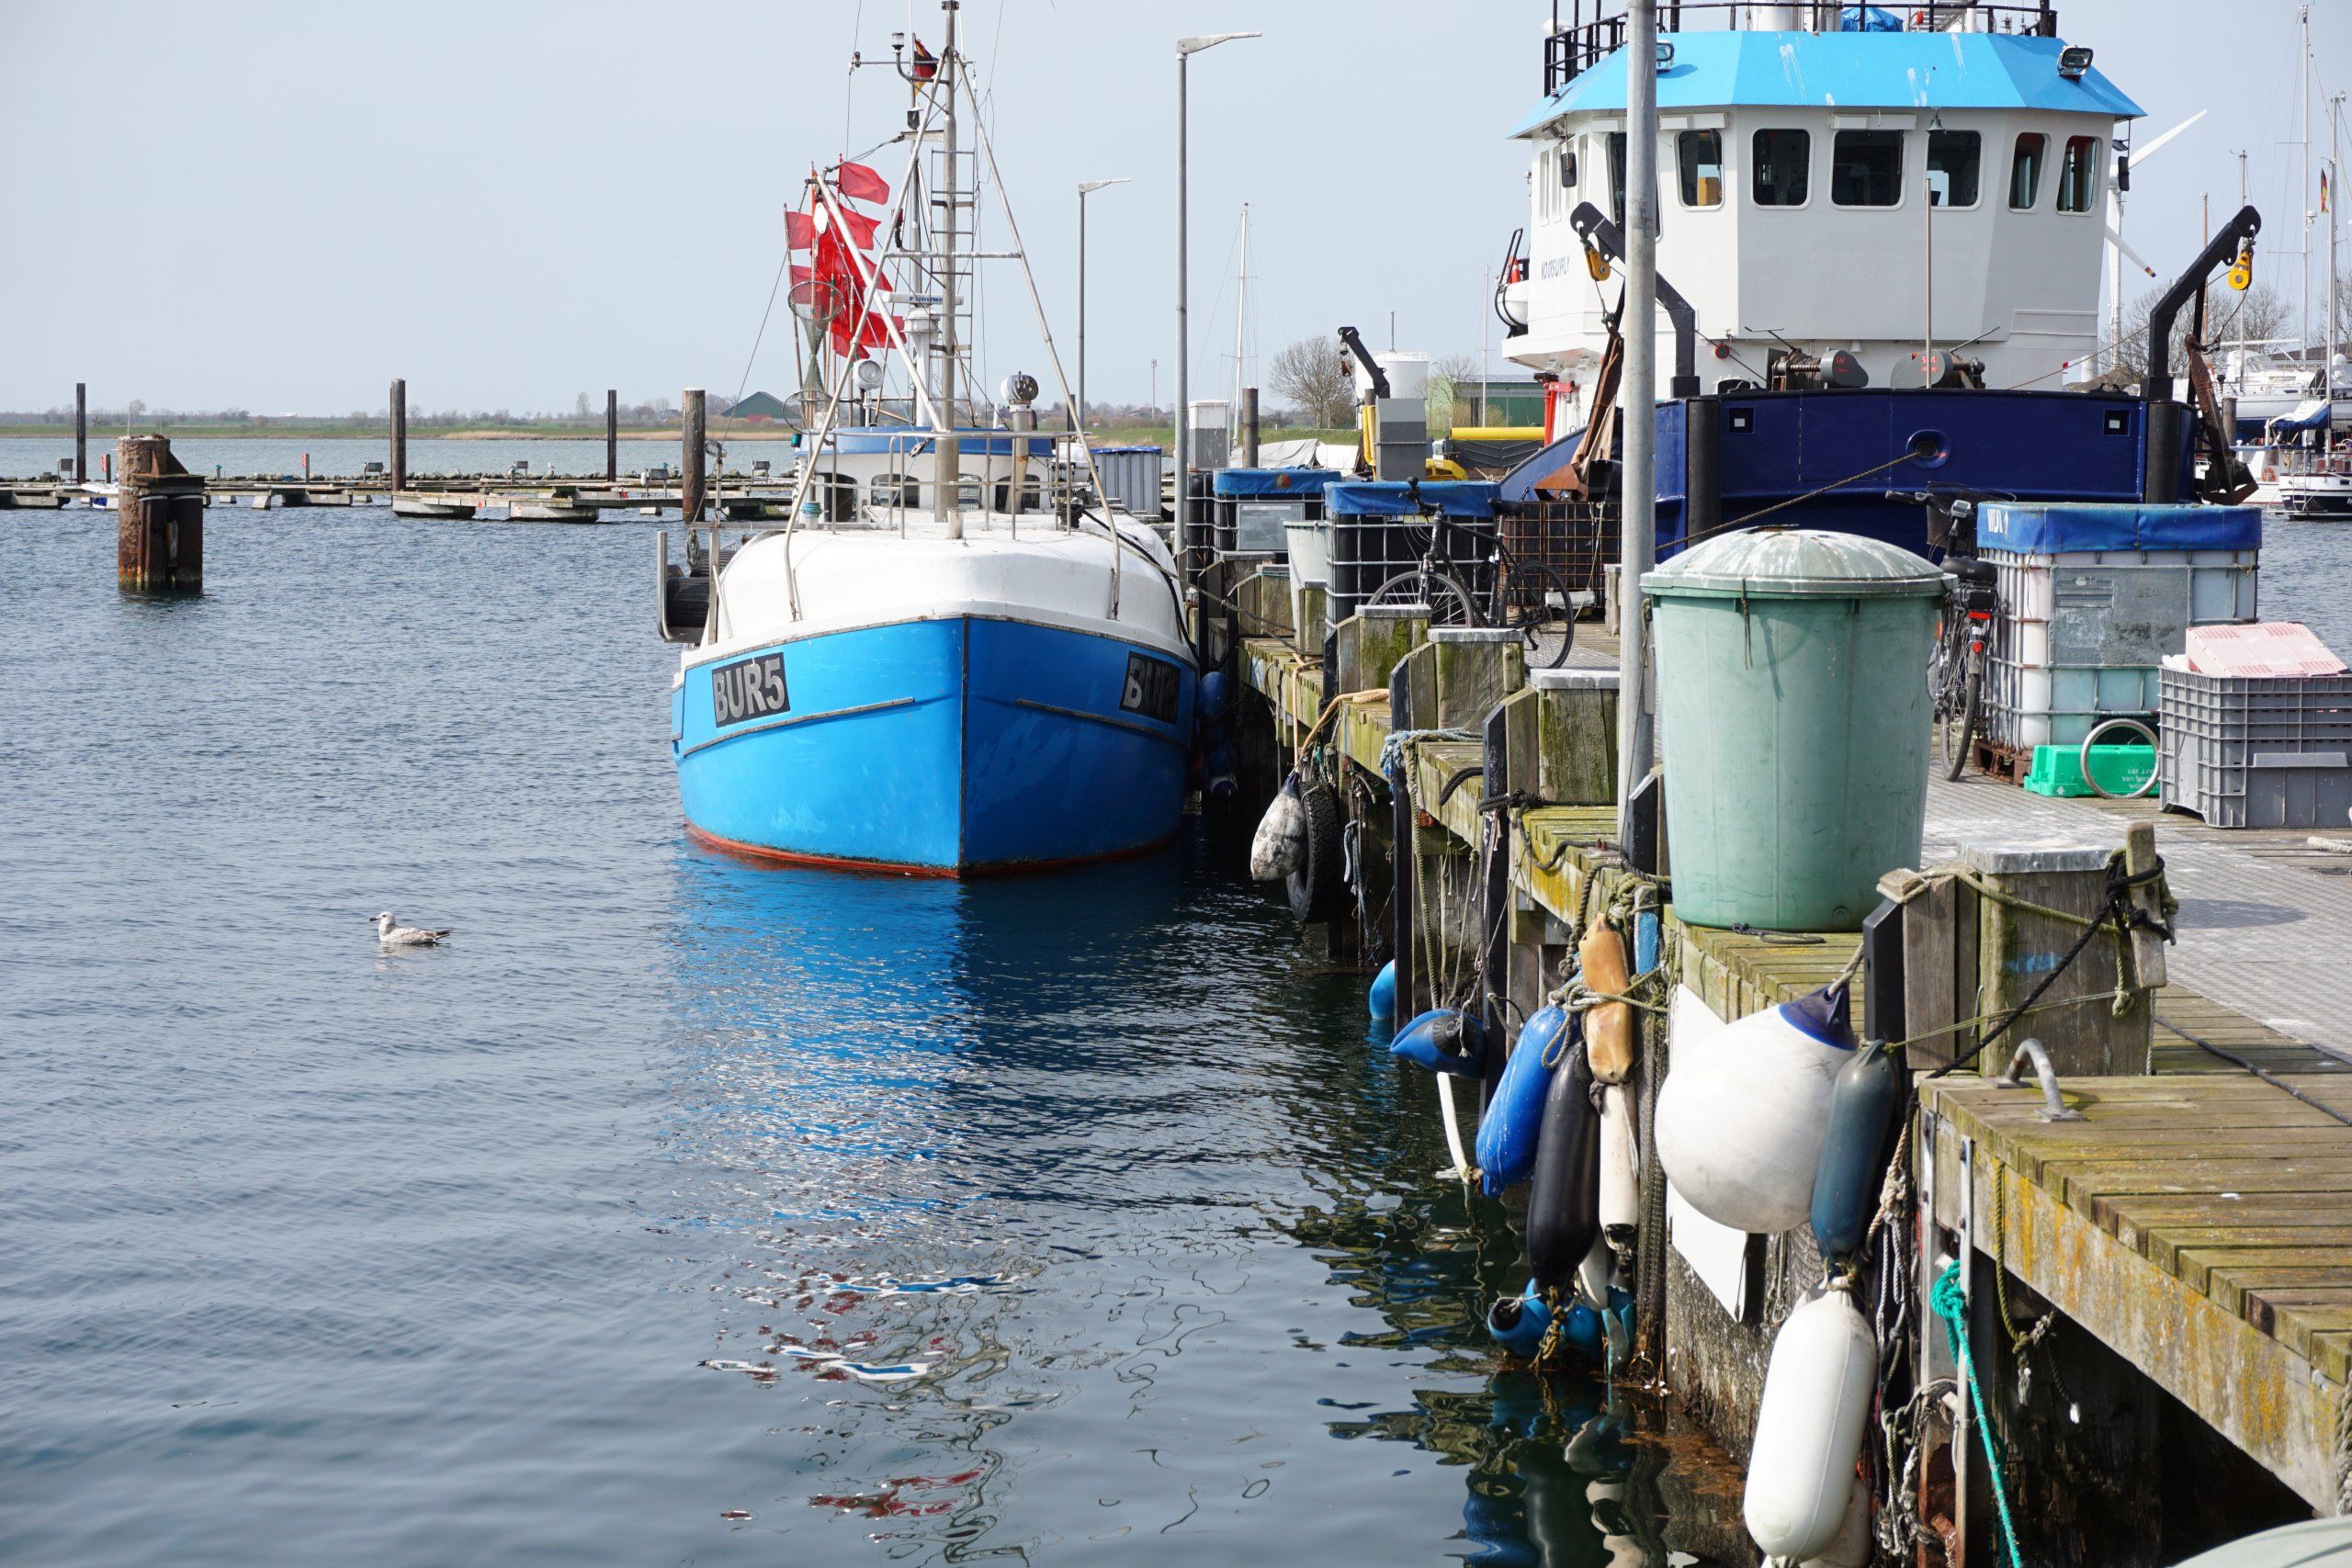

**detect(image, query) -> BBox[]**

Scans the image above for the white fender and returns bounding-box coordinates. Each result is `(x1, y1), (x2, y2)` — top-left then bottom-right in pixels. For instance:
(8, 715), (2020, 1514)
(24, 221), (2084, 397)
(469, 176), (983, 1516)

(1249, 785), (1304, 881)
(1745, 1290), (1878, 1562)
(1656, 986), (1851, 1235)
(1598, 1084), (1637, 1240)
(1577, 1232), (1614, 1310)
(1801, 1473), (1875, 1568)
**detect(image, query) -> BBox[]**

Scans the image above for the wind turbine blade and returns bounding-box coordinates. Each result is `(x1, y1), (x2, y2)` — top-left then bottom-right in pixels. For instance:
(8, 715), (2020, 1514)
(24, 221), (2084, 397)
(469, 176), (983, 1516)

(2105, 223), (2161, 278)
(2134, 110), (2209, 165)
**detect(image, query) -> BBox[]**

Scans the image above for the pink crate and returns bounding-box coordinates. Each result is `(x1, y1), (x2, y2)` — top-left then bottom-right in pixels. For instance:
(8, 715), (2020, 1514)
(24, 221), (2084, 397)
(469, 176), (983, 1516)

(2184, 622), (2348, 679)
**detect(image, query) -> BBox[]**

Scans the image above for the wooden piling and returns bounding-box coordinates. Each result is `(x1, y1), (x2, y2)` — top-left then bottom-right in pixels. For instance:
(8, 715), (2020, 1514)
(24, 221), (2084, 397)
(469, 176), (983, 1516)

(1240, 387), (1260, 468)
(605, 389), (618, 481)
(116, 434), (203, 593)
(74, 381), (86, 486)
(682, 388), (707, 523)
(390, 378), (407, 492)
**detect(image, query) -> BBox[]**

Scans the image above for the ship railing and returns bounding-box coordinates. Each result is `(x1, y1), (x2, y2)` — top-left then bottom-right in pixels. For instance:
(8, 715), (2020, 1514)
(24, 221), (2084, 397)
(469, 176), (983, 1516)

(1543, 1), (2059, 95)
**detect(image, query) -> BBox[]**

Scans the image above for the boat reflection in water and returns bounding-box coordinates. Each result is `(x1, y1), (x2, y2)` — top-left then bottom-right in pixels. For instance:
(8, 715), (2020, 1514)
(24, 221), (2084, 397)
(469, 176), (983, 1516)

(655, 833), (1739, 1562)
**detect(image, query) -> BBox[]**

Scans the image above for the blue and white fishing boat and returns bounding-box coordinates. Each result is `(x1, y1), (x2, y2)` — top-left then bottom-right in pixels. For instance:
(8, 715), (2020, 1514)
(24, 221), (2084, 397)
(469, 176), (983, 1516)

(661, 6), (1193, 875)
(1491, 0), (2258, 555)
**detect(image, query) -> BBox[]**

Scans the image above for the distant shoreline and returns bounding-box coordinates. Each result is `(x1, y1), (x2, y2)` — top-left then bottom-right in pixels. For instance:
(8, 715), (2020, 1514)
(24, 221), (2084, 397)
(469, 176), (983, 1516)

(0, 425), (797, 443)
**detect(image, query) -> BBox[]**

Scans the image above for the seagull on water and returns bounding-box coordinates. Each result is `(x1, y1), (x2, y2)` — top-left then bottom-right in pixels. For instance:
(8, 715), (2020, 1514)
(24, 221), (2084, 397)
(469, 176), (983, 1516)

(374, 911), (451, 947)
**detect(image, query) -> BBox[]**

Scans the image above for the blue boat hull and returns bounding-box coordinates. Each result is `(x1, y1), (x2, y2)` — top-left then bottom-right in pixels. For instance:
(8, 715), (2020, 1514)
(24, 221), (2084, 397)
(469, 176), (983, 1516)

(673, 616), (1194, 874)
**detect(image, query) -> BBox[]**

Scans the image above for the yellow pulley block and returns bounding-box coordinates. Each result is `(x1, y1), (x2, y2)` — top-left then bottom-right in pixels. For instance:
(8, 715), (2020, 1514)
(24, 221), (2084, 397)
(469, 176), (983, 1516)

(2227, 246), (2254, 291)
(1583, 242), (1611, 282)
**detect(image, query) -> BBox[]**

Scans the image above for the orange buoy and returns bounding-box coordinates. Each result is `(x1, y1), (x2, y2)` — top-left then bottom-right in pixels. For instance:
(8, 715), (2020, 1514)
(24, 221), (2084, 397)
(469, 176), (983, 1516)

(1581, 923), (1634, 1083)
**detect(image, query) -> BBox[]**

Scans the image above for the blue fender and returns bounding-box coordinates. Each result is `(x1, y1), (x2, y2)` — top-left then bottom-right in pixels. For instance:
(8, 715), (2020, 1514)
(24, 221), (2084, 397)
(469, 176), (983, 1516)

(1367, 959), (1397, 1021)
(1476, 1005), (1574, 1196)
(1388, 1007), (1488, 1077)
(1487, 1280), (1553, 1359)
(1198, 670), (1232, 726)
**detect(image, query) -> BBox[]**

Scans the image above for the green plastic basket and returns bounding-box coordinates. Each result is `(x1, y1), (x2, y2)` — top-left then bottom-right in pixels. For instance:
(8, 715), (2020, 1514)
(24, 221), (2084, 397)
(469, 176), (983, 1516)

(2024, 743), (2156, 798)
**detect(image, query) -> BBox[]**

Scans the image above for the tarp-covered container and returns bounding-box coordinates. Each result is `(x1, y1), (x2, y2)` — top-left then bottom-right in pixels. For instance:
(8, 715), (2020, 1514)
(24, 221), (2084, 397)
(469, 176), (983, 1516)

(1323, 481), (1503, 627)
(1978, 502), (2262, 750)
(1209, 466), (1337, 559)
(1644, 529), (1944, 931)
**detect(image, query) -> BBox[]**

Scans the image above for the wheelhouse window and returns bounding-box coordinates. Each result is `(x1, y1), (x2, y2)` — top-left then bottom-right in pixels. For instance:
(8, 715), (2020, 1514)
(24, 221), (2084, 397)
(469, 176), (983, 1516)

(1926, 129), (1981, 207)
(1830, 130), (1905, 207)
(2009, 132), (2047, 209)
(1607, 131), (1628, 229)
(2056, 134), (2100, 212)
(1679, 129), (1724, 208)
(1752, 128), (1810, 207)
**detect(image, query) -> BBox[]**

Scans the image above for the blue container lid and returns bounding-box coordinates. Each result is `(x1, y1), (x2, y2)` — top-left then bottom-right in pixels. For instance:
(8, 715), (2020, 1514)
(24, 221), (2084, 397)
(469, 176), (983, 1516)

(1090, 444), (1163, 456)
(1212, 468), (1335, 498)
(1978, 502), (2262, 554)
(1322, 479), (1500, 519)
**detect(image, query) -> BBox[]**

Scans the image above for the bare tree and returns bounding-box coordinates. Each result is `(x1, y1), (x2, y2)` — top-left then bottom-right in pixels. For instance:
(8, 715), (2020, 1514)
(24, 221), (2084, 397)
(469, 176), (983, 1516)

(1426, 351), (1480, 435)
(2110, 278), (2292, 385)
(1269, 336), (1356, 429)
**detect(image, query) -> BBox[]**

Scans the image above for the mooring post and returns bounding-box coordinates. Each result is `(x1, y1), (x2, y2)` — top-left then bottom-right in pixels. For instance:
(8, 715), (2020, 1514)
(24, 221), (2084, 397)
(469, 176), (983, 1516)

(1239, 387), (1260, 468)
(117, 434), (203, 593)
(390, 378), (407, 492)
(682, 388), (707, 524)
(605, 389), (618, 481)
(74, 381), (87, 488)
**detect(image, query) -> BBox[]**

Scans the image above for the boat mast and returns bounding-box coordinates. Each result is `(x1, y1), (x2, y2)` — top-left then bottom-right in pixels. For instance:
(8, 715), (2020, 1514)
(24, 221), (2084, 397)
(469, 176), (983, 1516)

(2301, 3), (2312, 375)
(1232, 203), (1249, 448)
(2237, 149), (2249, 383)
(937, 0), (962, 534)
(2331, 95), (2344, 446)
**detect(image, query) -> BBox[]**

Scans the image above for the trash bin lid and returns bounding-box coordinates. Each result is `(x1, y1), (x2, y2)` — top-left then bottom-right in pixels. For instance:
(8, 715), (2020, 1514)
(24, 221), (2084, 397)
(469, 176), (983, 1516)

(1642, 527), (1945, 600)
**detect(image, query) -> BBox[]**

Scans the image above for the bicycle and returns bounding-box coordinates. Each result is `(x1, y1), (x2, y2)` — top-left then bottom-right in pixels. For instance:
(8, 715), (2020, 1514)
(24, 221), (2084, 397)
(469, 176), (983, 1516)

(1929, 556), (1998, 781)
(1357, 511), (1577, 670)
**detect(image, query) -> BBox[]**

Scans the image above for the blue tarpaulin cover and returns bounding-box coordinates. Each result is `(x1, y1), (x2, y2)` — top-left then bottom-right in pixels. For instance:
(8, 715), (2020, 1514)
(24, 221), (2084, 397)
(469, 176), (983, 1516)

(1322, 480), (1501, 519)
(1213, 468), (1337, 498)
(1978, 502), (2262, 554)
(1838, 6), (1905, 30)
(2267, 400), (2331, 434)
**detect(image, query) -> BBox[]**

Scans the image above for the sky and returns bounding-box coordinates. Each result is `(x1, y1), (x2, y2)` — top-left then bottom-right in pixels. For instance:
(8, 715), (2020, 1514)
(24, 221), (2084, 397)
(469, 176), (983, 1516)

(3, 0), (2348, 416)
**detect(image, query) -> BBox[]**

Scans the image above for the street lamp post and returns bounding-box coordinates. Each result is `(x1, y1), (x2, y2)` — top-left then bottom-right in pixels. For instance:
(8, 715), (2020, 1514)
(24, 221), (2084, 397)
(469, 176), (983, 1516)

(1175, 29), (1260, 545)
(1076, 177), (1130, 434)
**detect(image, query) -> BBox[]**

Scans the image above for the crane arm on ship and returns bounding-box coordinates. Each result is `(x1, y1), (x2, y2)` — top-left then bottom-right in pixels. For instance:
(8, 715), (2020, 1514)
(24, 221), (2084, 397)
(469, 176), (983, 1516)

(1568, 200), (1701, 399)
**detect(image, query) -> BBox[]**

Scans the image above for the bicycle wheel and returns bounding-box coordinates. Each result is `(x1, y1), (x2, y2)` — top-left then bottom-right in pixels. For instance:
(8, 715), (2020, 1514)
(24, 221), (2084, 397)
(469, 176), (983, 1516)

(1364, 568), (1484, 628)
(1502, 559), (1577, 670)
(1938, 659), (1982, 781)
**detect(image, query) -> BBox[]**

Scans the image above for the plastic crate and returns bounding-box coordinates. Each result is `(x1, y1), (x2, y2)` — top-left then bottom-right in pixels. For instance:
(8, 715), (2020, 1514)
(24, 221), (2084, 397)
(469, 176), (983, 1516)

(2159, 665), (2352, 828)
(2023, 743), (2155, 798)
(1327, 513), (1497, 626)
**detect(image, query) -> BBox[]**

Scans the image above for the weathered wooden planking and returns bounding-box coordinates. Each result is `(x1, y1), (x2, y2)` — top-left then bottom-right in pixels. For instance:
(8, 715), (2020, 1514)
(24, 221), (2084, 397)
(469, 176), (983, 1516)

(1922, 1110), (2344, 1507)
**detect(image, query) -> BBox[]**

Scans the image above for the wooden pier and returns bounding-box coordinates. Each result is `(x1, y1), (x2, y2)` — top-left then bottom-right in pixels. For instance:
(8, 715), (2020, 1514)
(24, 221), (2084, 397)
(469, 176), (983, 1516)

(1216, 561), (2352, 1561)
(0, 476), (798, 521)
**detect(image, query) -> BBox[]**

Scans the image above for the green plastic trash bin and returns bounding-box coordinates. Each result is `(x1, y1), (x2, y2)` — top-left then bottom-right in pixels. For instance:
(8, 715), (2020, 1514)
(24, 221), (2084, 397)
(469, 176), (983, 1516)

(1642, 528), (1946, 931)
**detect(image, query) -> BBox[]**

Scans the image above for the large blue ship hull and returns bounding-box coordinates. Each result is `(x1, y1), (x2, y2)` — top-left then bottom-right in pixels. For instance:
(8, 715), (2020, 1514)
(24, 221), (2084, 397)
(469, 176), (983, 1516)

(673, 616), (1194, 874)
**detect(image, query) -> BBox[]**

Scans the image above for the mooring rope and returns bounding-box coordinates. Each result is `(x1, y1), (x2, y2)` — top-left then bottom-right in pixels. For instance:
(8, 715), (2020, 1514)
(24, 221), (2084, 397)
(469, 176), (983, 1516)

(1930, 1260), (2026, 1568)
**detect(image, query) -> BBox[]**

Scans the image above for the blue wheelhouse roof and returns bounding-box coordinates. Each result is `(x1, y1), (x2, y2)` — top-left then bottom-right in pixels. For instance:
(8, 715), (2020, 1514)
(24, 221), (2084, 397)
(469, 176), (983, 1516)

(1513, 31), (2141, 137)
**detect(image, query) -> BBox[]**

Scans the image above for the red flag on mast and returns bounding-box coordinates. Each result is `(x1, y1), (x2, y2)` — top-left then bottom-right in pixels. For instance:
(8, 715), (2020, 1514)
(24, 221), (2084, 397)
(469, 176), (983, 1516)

(784, 209), (814, 249)
(836, 161), (889, 205)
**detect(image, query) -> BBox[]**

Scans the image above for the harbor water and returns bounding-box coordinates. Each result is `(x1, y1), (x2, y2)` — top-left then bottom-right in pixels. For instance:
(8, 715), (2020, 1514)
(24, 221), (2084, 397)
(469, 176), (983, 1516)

(1, 506), (1720, 1564)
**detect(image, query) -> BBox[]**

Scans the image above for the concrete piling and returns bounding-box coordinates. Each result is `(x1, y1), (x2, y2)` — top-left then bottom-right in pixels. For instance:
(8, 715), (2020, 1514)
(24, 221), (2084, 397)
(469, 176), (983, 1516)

(1239, 387), (1260, 468)
(682, 388), (707, 523)
(116, 434), (203, 593)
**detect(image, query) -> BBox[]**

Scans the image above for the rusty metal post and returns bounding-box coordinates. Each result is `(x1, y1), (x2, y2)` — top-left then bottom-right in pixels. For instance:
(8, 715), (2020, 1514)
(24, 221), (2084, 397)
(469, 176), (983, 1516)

(390, 378), (407, 492)
(117, 434), (203, 593)
(74, 381), (86, 486)
(682, 388), (707, 523)
(605, 389), (618, 481)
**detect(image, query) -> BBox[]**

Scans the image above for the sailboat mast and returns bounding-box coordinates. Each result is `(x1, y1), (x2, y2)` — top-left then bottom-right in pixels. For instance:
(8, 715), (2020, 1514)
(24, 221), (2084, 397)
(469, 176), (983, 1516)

(2331, 95), (2344, 443)
(937, 0), (963, 533)
(1233, 203), (1250, 444)
(2301, 3), (2313, 369)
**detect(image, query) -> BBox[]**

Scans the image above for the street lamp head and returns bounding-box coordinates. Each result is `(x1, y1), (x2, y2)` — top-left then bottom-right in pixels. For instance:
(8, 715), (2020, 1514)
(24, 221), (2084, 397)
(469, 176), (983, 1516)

(1178, 29), (1260, 54)
(1078, 178), (1132, 195)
